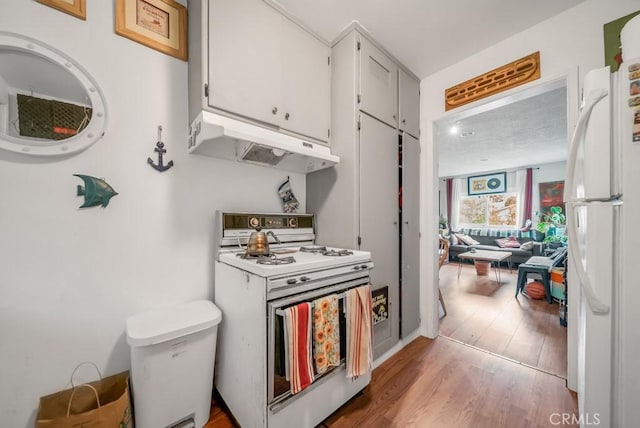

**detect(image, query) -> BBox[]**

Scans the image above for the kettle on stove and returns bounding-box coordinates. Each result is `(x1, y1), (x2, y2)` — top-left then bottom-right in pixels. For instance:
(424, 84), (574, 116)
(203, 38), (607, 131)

(245, 227), (281, 256)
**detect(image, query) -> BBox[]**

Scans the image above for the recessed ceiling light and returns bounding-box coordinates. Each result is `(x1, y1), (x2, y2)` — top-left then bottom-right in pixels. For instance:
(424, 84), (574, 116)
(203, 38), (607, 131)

(449, 125), (459, 135)
(480, 158), (489, 162)
(460, 131), (475, 137)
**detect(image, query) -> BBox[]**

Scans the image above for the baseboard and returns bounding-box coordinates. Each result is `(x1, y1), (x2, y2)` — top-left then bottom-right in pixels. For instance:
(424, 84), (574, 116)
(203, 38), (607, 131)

(373, 329), (421, 369)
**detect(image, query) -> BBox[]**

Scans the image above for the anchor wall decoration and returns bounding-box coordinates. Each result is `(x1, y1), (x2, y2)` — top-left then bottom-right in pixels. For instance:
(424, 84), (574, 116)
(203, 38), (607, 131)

(147, 125), (174, 172)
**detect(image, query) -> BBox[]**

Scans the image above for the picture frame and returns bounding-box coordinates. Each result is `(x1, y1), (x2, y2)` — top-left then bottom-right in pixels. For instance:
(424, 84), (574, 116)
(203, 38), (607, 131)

(467, 172), (507, 196)
(115, 0), (188, 61)
(37, 0), (86, 20)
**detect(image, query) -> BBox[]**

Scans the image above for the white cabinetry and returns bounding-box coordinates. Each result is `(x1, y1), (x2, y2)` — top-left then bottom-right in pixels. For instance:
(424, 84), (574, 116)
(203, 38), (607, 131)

(190, 0), (331, 143)
(399, 69), (420, 137)
(359, 113), (399, 353)
(307, 27), (420, 358)
(401, 132), (420, 336)
(358, 36), (398, 128)
(280, 17), (331, 141)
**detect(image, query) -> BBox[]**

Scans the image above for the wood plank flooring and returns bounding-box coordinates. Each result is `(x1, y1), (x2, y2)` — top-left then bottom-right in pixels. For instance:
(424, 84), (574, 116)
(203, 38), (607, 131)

(322, 337), (577, 428)
(205, 336), (577, 427)
(438, 262), (567, 378)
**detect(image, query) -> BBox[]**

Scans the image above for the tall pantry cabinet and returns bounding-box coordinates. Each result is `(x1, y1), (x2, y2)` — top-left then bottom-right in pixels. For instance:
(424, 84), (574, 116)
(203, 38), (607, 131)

(307, 27), (420, 358)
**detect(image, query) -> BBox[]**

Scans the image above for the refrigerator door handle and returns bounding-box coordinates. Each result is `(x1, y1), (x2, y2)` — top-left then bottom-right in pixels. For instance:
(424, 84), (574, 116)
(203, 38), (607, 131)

(564, 88), (608, 203)
(566, 201), (610, 314)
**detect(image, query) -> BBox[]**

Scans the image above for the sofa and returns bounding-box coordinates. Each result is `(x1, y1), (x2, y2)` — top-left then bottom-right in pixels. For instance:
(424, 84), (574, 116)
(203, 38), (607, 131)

(448, 227), (543, 265)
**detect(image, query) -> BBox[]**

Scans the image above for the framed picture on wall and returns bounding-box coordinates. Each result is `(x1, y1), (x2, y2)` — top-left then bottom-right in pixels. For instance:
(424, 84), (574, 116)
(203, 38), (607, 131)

(539, 180), (565, 215)
(36, 0), (86, 20)
(467, 172), (506, 196)
(115, 0), (188, 61)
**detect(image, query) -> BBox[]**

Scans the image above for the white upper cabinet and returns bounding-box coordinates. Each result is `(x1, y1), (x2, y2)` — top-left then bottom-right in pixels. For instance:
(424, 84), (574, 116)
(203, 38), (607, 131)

(399, 69), (420, 138)
(207, 0), (330, 143)
(358, 36), (398, 128)
(280, 17), (331, 142)
(208, 0), (282, 126)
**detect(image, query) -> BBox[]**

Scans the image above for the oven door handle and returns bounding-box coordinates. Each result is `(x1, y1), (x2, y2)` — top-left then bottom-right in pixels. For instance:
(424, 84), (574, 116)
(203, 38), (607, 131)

(276, 293), (347, 317)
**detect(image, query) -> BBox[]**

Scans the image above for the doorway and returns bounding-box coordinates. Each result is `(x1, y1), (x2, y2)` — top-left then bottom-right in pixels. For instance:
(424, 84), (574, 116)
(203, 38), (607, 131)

(432, 76), (571, 378)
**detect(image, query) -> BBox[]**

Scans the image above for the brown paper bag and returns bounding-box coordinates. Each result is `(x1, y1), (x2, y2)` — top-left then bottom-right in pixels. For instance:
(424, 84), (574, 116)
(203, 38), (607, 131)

(36, 370), (133, 428)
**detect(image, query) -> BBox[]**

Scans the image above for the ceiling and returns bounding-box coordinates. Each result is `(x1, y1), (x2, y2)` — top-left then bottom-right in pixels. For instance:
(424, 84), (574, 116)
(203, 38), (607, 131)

(435, 82), (568, 178)
(272, 0), (586, 78)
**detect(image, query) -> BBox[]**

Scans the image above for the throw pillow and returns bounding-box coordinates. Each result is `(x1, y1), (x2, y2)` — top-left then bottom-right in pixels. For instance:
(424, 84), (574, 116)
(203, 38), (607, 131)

(520, 241), (534, 251)
(456, 233), (480, 246)
(495, 237), (521, 248)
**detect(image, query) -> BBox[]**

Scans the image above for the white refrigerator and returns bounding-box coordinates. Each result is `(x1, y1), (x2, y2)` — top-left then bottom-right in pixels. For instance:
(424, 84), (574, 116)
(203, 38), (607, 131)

(565, 18), (640, 427)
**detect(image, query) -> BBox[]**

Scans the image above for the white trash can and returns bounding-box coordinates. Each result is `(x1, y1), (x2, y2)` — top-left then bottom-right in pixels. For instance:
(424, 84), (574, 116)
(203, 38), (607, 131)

(126, 300), (222, 428)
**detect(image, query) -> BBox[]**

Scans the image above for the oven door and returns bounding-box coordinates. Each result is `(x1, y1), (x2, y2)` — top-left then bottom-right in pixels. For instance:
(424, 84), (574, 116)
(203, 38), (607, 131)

(267, 275), (370, 409)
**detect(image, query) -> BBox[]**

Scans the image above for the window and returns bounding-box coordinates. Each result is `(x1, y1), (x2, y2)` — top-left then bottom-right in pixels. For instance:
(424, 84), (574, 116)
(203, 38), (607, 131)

(459, 193), (517, 227)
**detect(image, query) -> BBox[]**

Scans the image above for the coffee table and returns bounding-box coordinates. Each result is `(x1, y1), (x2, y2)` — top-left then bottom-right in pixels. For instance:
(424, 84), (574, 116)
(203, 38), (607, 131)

(457, 250), (512, 284)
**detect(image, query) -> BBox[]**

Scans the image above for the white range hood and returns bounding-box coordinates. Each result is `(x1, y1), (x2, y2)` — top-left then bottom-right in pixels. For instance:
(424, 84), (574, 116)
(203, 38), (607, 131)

(188, 111), (339, 173)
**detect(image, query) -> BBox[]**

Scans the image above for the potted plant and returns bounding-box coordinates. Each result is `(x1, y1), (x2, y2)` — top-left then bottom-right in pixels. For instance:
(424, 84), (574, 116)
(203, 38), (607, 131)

(536, 206), (567, 247)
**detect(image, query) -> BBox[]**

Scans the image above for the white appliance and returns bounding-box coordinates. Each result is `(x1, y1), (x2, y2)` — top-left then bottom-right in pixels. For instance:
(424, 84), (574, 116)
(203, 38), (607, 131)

(188, 111), (339, 173)
(213, 212), (373, 428)
(565, 16), (640, 427)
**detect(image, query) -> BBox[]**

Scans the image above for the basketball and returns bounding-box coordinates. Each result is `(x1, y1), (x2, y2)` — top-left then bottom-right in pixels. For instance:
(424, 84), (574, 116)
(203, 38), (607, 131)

(525, 281), (546, 299)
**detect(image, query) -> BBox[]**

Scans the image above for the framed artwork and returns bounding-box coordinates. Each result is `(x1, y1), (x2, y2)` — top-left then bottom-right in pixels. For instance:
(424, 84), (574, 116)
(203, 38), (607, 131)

(467, 172), (506, 196)
(115, 0), (188, 61)
(37, 0), (86, 20)
(539, 181), (565, 215)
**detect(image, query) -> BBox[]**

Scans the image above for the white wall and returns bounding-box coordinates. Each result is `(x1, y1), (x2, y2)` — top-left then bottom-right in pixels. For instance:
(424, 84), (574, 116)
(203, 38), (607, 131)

(419, 0), (639, 337)
(0, 1), (306, 425)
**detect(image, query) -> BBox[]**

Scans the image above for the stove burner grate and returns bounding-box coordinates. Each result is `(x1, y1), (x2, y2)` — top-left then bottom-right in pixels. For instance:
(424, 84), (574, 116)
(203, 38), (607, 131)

(256, 255), (296, 265)
(299, 246), (327, 253)
(321, 249), (354, 257)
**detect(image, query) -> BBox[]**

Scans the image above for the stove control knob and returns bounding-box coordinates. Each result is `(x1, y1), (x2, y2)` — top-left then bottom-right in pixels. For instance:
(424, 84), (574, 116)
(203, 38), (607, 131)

(353, 265), (361, 271)
(249, 217), (260, 229)
(288, 217), (298, 228)
(286, 278), (297, 285)
(361, 264), (368, 269)
(300, 276), (311, 282)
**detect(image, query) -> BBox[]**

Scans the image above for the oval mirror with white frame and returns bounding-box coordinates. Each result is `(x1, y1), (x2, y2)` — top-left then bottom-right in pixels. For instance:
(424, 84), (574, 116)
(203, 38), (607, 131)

(0, 32), (107, 156)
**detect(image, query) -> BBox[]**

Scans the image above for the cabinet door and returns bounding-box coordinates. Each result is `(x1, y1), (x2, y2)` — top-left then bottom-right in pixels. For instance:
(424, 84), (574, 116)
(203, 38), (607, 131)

(208, 0), (282, 126)
(359, 114), (399, 358)
(358, 36), (398, 128)
(399, 69), (420, 138)
(401, 133), (420, 337)
(280, 18), (331, 142)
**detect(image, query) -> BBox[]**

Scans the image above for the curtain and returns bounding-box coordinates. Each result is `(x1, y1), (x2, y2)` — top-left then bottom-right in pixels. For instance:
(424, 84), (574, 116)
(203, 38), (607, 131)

(515, 169), (528, 228)
(450, 178), (464, 231)
(446, 178), (452, 229)
(524, 167), (533, 225)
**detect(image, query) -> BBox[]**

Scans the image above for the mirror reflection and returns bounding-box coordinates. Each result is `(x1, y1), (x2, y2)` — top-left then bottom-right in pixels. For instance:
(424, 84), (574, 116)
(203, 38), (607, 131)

(0, 32), (107, 156)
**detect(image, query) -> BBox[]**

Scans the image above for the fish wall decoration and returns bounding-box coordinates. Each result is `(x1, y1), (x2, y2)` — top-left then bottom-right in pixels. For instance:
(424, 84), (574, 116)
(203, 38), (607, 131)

(74, 174), (118, 208)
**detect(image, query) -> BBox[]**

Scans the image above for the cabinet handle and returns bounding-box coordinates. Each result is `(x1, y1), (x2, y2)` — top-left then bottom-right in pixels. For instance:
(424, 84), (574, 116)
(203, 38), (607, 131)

(393, 115), (397, 121)
(272, 107), (278, 115)
(402, 119), (406, 124)
(284, 113), (290, 120)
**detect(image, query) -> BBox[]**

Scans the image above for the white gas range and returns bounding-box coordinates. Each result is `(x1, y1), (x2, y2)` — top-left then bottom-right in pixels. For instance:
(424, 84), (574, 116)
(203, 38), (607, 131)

(213, 212), (373, 428)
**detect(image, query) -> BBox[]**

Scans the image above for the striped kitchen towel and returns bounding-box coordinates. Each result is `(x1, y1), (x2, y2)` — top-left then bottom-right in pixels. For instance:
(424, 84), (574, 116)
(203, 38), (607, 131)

(346, 284), (373, 379)
(284, 302), (315, 394)
(312, 294), (340, 374)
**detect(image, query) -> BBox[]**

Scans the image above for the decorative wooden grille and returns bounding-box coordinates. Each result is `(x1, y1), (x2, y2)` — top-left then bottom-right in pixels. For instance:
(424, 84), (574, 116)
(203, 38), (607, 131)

(444, 51), (541, 111)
